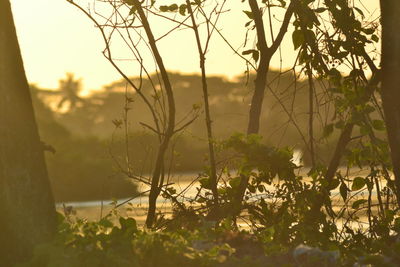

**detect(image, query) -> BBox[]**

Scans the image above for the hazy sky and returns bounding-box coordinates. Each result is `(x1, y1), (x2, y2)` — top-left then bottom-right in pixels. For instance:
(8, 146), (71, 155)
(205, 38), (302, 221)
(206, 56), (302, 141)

(10, 0), (380, 92)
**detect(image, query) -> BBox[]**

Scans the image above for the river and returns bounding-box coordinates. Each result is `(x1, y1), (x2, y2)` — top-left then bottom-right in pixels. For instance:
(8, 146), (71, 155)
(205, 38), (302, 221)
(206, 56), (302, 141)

(56, 167), (389, 228)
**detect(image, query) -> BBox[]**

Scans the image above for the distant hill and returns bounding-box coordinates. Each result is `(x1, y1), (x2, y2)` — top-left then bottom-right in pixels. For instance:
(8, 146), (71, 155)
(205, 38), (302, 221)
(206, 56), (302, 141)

(33, 71), (360, 173)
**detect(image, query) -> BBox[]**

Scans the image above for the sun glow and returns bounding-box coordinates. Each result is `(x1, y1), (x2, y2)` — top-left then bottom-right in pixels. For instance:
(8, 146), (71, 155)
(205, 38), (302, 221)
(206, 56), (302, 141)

(10, 0), (380, 92)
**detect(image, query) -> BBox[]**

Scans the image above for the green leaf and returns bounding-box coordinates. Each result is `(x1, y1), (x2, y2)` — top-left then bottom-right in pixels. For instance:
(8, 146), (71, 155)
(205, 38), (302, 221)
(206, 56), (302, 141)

(336, 51), (349, 59)
(257, 184), (265, 192)
(305, 30), (316, 42)
(159, 4), (178, 12)
(362, 28), (375, 35)
(248, 184), (256, 193)
(99, 218), (113, 228)
(386, 209), (395, 221)
(243, 10), (254, 20)
(340, 182), (348, 201)
(169, 4), (178, 11)
(299, 49), (310, 64)
(199, 177), (211, 189)
(159, 5), (169, 12)
(242, 49), (259, 62)
(364, 105), (376, 114)
(372, 120), (385, 131)
(166, 187), (177, 195)
(252, 50), (259, 62)
(371, 34), (379, 42)
(119, 217), (137, 231)
(179, 4), (187, 16)
(352, 177), (366, 191)
(292, 30), (304, 50)
(352, 199), (367, 209)
(327, 179), (340, 191)
(229, 176), (241, 189)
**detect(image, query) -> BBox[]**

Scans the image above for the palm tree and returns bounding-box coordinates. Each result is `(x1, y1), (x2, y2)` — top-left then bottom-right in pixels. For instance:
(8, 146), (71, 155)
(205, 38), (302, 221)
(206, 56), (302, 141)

(57, 73), (85, 111)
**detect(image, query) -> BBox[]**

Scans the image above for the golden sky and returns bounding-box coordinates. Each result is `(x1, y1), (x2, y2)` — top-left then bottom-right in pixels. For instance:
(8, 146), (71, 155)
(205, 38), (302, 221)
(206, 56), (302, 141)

(10, 0), (380, 92)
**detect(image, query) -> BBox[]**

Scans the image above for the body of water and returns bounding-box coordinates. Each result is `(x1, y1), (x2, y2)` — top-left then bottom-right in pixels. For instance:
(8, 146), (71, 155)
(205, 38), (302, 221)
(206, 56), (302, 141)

(56, 166), (391, 227)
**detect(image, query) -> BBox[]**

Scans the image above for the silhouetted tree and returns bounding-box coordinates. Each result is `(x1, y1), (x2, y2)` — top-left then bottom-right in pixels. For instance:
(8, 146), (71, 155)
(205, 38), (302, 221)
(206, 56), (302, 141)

(57, 72), (85, 111)
(380, 0), (400, 203)
(0, 1), (56, 264)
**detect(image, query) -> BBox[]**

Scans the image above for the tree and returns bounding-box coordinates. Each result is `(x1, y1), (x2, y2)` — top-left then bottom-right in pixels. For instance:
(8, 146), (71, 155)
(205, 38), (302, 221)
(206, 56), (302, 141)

(57, 73), (85, 111)
(185, 0), (221, 203)
(380, 0), (400, 204)
(0, 0), (56, 265)
(246, 0), (294, 135)
(66, 0), (231, 227)
(232, 0), (294, 216)
(68, 0), (396, 229)
(67, 0), (183, 228)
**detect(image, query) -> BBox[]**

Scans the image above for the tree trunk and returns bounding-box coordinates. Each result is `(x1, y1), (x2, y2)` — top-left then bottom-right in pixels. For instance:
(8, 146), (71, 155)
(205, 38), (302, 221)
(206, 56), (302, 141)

(246, 0), (271, 135)
(0, 1), (56, 265)
(380, 0), (400, 204)
(186, 0), (219, 203)
(231, 0), (294, 219)
(132, 0), (176, 228)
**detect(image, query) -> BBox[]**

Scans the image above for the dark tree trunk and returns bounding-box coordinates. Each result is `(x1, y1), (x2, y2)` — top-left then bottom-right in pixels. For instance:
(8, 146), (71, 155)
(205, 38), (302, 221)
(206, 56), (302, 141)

(380, 0), (400, 204)
(0, 1), (56, 265)
(246, 0), (271, 135)
(132, 0), (176, 228)
(246, 1), (294, 135)
(231, 0), (294, 218)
